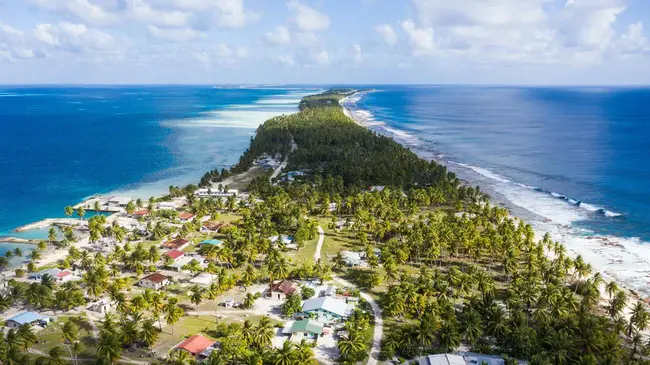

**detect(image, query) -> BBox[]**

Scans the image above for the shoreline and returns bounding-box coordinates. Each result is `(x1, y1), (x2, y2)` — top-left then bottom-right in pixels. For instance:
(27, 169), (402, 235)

(340, 90), (650, 307)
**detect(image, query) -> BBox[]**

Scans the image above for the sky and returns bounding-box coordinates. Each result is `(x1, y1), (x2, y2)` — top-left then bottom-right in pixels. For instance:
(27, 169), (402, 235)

(0, 0), (649, 85)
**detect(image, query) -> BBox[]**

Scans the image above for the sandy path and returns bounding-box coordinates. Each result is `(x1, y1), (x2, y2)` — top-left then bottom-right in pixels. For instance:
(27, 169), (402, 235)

(316, 225), (383, 365)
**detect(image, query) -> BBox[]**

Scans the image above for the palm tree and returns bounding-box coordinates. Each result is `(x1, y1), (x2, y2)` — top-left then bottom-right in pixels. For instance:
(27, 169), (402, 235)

(163, 299), (184, 335)
(37, 346), (67, 365)
(17, 323), (38, 350)
(273, 341), (296, 365)
(338, 332), (367, 360)
(462, 310), (483, 345)
(48, 227), (57, 244)
(255, 316), (275, 348)
(62, 320), (79, 365)
(140, 318), (159, 350)
(97, 328), (123, 364)
(189, 284), (206, 316)
(242, 292), (258, 309)
(77, 206), (85, 220)
(64, 205), (74, 218)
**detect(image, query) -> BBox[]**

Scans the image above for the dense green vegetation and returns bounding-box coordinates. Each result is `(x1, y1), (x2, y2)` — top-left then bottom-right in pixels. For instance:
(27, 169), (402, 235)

(4, 90), (646, 365)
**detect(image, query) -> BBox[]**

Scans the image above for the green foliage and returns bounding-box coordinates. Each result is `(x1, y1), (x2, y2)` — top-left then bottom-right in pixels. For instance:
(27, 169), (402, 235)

(300, 287), (315, 300)
(280, 293), (302, 317)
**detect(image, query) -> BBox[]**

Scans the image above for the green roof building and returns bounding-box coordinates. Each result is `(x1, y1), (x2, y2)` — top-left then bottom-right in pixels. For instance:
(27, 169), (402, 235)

(289, 319), (324, 337)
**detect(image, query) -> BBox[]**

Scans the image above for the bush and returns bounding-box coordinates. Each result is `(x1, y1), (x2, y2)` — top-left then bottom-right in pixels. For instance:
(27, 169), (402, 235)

(280, 294), (302, 317)
(301, 287), (315, 300)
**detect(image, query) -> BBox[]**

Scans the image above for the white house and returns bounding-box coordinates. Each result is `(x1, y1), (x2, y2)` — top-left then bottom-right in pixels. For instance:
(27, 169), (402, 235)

(178, 212), (195, 223)
(138, 273), (170, 290)
(107, 196), (132, 207)
(195, 188), (238, 198)
(87, 298), (114, 314)
(302, 297), (351, 320)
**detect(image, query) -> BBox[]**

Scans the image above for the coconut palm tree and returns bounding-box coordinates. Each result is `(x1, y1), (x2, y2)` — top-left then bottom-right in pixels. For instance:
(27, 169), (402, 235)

(189, 284), (206, 316)
(255, 316), (275, 348)
(97, 327), (123, 364)
(64, 206), (74, 218)
(140, 318), (159, 350)
(62, 320), (79, 365)
(163, 298), (184, 335)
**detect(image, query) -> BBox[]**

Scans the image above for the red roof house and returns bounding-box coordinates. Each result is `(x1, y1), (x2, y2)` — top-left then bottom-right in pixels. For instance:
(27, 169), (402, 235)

(163, 237), (190, 250)
(268, 279), (298, 299)
(175, 334), (216, 355)
(133, 209), (149, 217)
(165, 249), (185, 260)
(178, 212), (195, 222)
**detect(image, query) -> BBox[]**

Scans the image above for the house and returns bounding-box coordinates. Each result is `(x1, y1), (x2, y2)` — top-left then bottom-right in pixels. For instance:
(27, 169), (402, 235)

(369, 185), (385, 193)
(190, 273), (218, 286)
(270, 235), (294, 245)
(458, 352), (528, 365)
(195, 189), (238, 198)
(132, 209), (149, 218)
(169, 256), (200, 272)
(200, 221), (224, 233)
(174, 334), (216, 356)
(199, 342), (221, 359)
(138, 272), (170, 290)
(417, 354), (466, 365)
(5, 312), (51, 329)
(285, 319), (324, 342)
(163, 237), (190, 250)
(28, 268), (62, 281)
(322, 285), (337, 297)
(200, 239), (223, 246)
(107, 196), (132, 207)
(221, 298), (235, 308)
(87, 298), (114, 314)
(56, 270), (77, 283)
(267, 279), (299, 300)
(302, 297), (351, 320)
(178, 212), (195, 223)
(157, 201), (177, 210)
(340, 251), (363, 267)
(165, 249), (185, 261)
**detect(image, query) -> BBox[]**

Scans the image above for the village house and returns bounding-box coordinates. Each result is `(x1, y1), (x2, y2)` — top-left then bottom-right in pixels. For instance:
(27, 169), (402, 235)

(157, 201), (177, 210)
(195, 188), (239, 198)
(200, 221), (224, 233)
(283, 319), (325, 343)
(269, 235), (297, 250)
(174, 334), (216, 357)
(107, 196), (132, 208)
(163, 237), (190, 250)
(165, 249), (185, 262)
(87, 298), (114, 314)
(190, 273), (218, 286)
(138, 272), (170, 290)
(178, 212), (195, 223)
(302, 297), (351, 321)
(5, 312), (51, 329)
(267, 279), (298, 300)
(199, 239), (223, 247)
(28, 268), (76, 282)
(132, 209), (149, 218)
(340, 251), (363, 267)
(169, 255), (199, 272)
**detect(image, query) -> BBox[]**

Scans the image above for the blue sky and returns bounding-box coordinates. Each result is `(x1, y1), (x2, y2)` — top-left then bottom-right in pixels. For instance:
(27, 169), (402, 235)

(1, 0), (649, 84)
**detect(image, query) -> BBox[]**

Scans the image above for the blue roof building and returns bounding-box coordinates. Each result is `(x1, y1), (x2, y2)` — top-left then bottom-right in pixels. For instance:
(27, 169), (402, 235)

(200, 239), (223, 246)
(5, 311), (50, 328)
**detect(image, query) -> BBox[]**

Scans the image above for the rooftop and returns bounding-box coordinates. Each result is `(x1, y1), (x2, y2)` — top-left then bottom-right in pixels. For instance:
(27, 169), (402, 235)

(418, 354), (466, 365)
(302, 297), (349, 317)
(133, 209), (149, 216)
(141, 272), (168, 283)
(175, 334), (216, 355)
(164, 237), (189, 249)
(200, 239), (223, 246)
(7, 311), (48, 326)
(165, 249), (184, 260)
(178, 212), (195, 220)
(290, 319), (324, 335)
(271, 279), (298, 295)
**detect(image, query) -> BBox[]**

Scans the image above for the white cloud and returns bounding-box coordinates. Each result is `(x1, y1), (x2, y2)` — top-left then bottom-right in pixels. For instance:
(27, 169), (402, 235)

(28, 0), (259, 29)
(375, 24), (397, 46)
(147, 25), (203, 42)
(559, 0), (625, 50)
(401, 20), (436, 55)
(194, 43), (248, 68)
(287, 0), (330, 32)
(273, 54), (296, 66)
(264, 26), (291, 46)
(617, 22), (650, 55)
(34, 22), (117, 53)
(353, 44), (363, 64)
(310, 49), (330, 65)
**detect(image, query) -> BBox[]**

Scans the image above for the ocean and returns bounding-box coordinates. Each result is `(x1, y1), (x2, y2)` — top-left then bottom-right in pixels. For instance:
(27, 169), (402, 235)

(342, 86), (650, 297)
(0, 85), (319, 250)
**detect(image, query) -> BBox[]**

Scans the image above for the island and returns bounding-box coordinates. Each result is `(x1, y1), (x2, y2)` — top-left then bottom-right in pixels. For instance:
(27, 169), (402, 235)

(0, 90), (643, 365)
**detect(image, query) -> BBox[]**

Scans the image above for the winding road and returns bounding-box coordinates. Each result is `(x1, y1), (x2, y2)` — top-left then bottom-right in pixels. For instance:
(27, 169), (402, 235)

(316, 226), (383, 365)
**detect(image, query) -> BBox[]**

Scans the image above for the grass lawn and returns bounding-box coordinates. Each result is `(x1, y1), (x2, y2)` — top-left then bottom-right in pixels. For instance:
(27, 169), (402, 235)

(317, 217), (362, 263)
(152, 315), (220, 354)
(32, 315), (99, 358)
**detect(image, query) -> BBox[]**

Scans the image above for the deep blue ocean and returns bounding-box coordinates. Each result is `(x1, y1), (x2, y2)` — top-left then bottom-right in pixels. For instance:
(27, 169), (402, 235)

(0, 86), (318, 245)
(343, 86), (650, 295)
